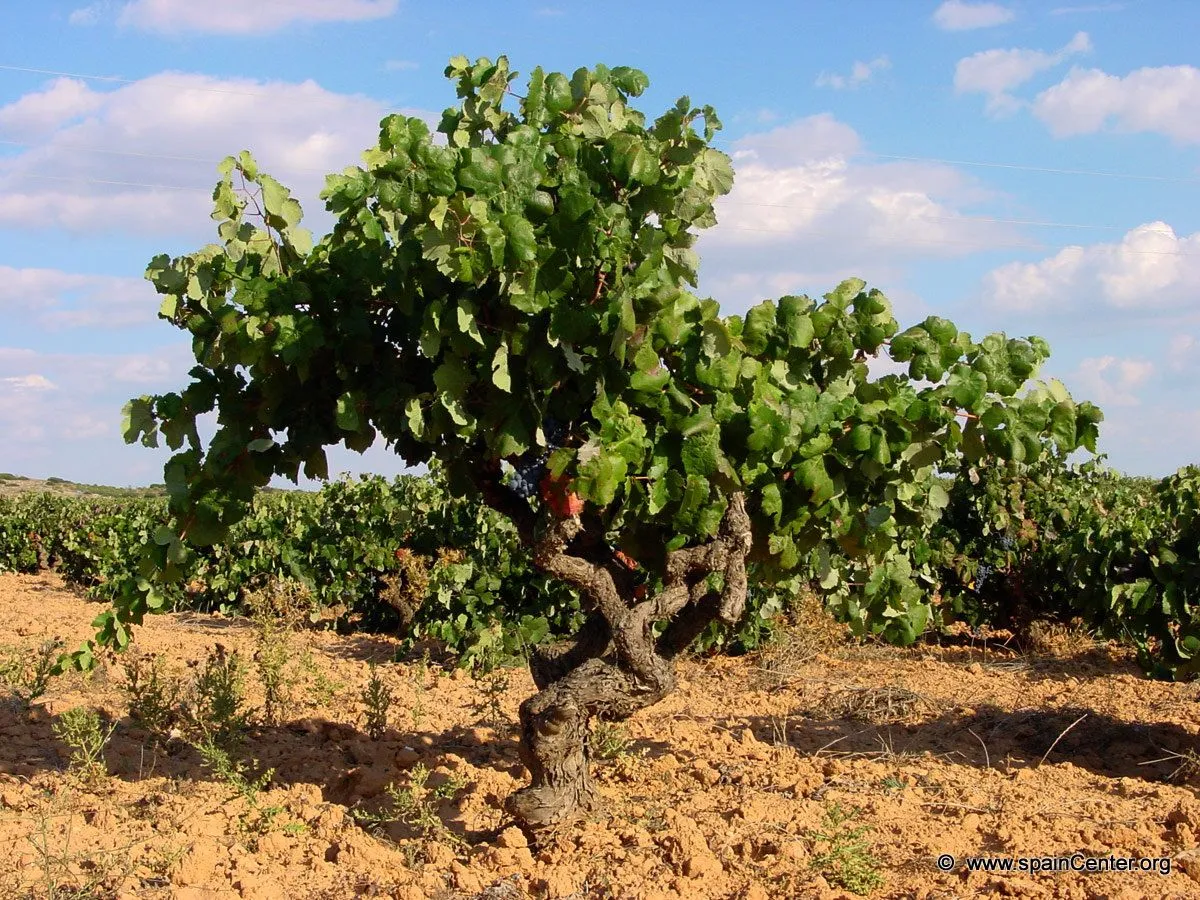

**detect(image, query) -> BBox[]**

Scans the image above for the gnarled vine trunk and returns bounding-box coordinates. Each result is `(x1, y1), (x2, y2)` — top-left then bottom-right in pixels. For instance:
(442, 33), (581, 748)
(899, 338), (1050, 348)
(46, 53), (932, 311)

(497, 492), (753, 830)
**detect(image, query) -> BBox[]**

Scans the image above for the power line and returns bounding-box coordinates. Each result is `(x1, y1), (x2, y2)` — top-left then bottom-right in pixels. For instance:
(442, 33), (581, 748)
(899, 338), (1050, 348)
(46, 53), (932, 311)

(864, 152), (1200, 186)
(719, 199), (1180, 234)
(3, 63), (1196, 187)
(0, 139), (332, 175)
(0, 64), (267, 97)
(706, 137), (1200, 186)
(17, 173), (211, 192)
(711, 223), (1200, 257)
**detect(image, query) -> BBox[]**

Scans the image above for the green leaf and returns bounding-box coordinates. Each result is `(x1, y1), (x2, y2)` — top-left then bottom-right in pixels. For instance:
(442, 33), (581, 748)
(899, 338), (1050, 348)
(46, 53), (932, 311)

(927, 483), (949, 510)
(335, 394), (360, 431)
(610, 66), (650, 96)
(434, 358), (472, 397)
(457, 302), (485, 345)
(697, 148), (734, 196)
(544, 72), (573, 115)
(501, 214), (538, 264)
(796, 458), (835, 504)
(260, 175), (303, 229)
(777, 296), (815, 348)
(492, 343), (512, 392)
(122, 397), (158, 448)
(405, 398), (426, 438)
(682, 428), (720, 477)
(742, 301), (776, 355)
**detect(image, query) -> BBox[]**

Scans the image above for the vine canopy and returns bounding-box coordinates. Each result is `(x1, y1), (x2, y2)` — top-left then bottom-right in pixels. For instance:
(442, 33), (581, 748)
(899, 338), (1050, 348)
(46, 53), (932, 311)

(103, 55), (1100, 658)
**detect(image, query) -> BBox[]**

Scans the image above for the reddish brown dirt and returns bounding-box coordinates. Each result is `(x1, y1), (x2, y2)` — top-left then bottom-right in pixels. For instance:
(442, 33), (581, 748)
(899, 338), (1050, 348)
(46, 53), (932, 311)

(3, 572), (1200, 899)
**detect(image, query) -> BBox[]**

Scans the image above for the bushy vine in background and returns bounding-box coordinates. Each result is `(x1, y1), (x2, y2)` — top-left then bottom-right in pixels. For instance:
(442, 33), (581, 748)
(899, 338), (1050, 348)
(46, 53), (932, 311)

(937, 455), (1200, 678)
(9, 457), (1200, 679)
(0, 466), (584, 665)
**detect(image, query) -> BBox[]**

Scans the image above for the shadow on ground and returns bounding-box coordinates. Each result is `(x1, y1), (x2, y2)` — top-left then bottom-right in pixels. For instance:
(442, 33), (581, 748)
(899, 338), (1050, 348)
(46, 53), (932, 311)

(741, 702), (1198, 783)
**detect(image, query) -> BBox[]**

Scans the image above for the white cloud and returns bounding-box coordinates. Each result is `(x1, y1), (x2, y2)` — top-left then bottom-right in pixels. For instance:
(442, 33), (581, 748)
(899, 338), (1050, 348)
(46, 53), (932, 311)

(0, 344), (191, 456)
(1070, 356), (1154, 407)
(697, 115), (1012, 311)
(1033, 64), (1200, 143)
(112, 356), (174, 383)
(981, 222), (1200, 315)
(68, 2), (113, 25)
(933, 0), (1015, 31)
(707, 114), (1008, 256)
(816, 57), (891, 91)
(61, 414), (111, 440)
(955, 32), (1091, 116)
(0, 374), (56, 391)
(0, 72), (413, 237)
(117, 0), (398, 34)
(0, 266), (154, 329)
(0, 78), (105, 139)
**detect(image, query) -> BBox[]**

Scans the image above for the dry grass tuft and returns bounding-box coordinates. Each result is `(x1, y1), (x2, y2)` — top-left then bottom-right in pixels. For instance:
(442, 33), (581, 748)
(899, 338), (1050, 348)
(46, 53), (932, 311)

(754, 592), (851, 688)
(825, 685), (938, 726)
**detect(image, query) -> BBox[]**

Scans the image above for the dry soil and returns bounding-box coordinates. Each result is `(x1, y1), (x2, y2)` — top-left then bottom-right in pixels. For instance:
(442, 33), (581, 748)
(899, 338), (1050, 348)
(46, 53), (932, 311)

(3, 572), (1200, 899)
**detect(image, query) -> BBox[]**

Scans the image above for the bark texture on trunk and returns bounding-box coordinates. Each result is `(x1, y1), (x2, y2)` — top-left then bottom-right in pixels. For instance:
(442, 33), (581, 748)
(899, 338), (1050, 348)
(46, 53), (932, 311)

(498, 492), (753, 831)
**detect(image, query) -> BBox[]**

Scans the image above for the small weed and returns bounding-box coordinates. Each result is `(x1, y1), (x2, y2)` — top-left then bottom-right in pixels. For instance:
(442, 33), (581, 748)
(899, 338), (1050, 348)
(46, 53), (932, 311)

(245, 578), (314, 725)
(183, 644), (250, 748)
(352, 762), (468, 849)
(591, 720), (647, 780)
(769, 714), (792, 746)
(192, 737), (284, 847)
(1150, 747), (1200, 785)
(297, 649), (346, 707)
(254, 626), (293, 726)
(588, 724), (638, 763)
(467, 632), (513, 730)
(808, 802), (884, 895)
(362, 663), (394, 740)
(409, 652), (430, 729)
(52, 706), (115, 784)
(879, 774), (904, 792)
(591, 720), (635, 761)
(631, 802), (667, 833)
(825, 685), (935, 726)
(122, 653), (181, 739)
(15, 792), (138, 899)
(1, 637), (61, 709)
(193, 738), (272, 803)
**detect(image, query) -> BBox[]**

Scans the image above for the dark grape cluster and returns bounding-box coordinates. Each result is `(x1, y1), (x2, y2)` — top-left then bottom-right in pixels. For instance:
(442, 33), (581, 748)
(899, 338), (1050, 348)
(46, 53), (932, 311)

(974, 562), (994, 592)
(998, 534), (1016, 551)
(504, 417), (570, 499)
(509, 452), (548, 499)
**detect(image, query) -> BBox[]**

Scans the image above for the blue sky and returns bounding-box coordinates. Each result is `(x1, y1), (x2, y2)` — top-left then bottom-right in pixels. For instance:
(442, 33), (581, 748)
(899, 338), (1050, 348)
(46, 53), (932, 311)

(2, 0), (1198, 484)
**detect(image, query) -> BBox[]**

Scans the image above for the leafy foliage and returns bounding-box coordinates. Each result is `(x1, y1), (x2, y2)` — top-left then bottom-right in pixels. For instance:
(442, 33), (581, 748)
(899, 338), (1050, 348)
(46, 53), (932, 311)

(71, 54), (1103, 675)
(938, 456), (1200, 678)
